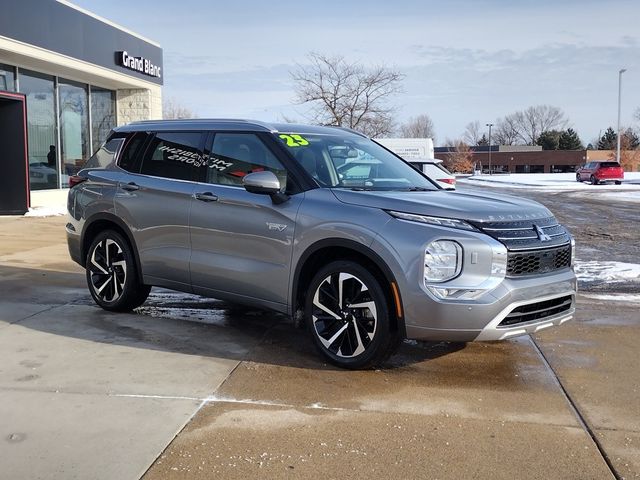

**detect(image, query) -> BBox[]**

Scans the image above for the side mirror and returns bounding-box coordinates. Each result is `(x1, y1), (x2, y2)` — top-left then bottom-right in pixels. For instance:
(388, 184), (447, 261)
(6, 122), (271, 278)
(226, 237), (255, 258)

(243, 171), (289, 204)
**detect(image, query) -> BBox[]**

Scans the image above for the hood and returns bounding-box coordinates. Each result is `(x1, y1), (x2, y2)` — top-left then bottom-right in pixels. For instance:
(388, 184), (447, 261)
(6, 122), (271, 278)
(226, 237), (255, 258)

(330, 188), (552, 223)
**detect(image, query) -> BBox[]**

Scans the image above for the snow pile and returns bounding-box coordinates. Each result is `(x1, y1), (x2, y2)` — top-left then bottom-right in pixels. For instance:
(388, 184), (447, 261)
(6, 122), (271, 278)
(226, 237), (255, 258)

(24, 205), (67, 217)
(575, 260), (640, 284)
(581, 293), (640, 304)
(458, 172), (640, 191)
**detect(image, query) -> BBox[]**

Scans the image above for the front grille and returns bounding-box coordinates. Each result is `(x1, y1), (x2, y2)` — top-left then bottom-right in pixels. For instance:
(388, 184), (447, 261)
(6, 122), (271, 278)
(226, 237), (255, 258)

(499, 295), (573, 327)
(507, 244), (571, 277)
(471, 216), (571, 251)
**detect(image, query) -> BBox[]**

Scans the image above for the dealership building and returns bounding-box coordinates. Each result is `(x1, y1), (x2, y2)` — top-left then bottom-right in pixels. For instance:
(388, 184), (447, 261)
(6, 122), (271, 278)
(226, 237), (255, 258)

(0, 0), (162, 208)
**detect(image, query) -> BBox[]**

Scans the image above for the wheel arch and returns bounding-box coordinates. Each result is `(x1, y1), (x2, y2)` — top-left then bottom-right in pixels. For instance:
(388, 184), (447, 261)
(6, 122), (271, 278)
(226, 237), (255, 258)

(81, 213), (143, 282)
(292, 238), (405, 336)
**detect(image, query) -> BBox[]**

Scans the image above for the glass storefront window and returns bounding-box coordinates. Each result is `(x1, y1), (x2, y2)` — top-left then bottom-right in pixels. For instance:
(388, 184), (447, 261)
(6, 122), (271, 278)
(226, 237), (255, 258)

(19, 70), (58, 191)
(59, 79), (89, 187)
(0, 63), (16, 92)
(90, 87), (116, 153)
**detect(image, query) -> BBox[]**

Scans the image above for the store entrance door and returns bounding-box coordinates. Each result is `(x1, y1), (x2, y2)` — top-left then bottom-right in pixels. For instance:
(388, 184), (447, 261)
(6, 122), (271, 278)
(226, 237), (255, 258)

(0, 91), (29, 214)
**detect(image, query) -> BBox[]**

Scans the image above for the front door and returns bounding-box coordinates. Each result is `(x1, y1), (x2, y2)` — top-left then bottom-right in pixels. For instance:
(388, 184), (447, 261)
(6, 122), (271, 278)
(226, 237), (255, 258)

(189, 132), (303, 310)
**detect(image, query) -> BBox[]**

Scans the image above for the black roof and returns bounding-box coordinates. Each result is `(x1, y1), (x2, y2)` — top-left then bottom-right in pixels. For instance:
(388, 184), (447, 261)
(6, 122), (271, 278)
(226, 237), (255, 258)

(115, 119), (367, 137)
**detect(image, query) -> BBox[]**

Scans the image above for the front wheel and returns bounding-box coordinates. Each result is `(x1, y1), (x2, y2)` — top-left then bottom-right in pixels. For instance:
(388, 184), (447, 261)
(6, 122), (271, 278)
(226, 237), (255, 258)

(86, 230), (150, 312)
(305, 261), (400, 369)
(576, 173), (582, 182)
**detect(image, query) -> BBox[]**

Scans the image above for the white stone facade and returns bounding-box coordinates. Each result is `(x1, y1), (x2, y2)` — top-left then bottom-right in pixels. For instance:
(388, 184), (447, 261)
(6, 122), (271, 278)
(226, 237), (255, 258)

(116, 86), (163, 125)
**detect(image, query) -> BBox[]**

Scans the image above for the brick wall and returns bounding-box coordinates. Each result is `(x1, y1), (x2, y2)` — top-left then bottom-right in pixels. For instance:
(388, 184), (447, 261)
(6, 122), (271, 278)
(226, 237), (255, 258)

(435, 150), (640, 173)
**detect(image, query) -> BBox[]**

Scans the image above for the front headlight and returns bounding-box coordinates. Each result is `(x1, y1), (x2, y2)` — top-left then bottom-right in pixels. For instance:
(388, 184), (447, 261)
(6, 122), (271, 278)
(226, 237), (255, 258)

(387, 211), (477, 231)
(424, 240), (462, 283)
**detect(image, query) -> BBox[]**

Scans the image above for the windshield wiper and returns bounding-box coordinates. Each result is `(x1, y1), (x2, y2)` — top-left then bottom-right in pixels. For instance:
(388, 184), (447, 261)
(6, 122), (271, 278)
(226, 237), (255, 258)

(405, 186), (431, 192)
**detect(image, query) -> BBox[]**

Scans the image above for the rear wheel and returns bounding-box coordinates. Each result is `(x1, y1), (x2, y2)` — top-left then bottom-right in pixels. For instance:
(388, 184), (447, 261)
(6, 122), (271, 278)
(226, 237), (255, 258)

(615, 180), (622, 185)
(86, 230), (150, 312)
(590, 175), (598, 185)
(305, 260), (400, 369)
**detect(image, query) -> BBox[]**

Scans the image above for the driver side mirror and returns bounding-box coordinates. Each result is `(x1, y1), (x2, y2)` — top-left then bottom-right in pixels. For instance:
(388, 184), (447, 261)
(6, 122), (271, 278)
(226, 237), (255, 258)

(243, 171), (289, 204)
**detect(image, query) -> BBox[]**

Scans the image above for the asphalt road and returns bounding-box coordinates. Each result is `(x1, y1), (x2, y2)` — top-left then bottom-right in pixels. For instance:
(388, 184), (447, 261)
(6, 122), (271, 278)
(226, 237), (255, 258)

(0, 201), (638, 479)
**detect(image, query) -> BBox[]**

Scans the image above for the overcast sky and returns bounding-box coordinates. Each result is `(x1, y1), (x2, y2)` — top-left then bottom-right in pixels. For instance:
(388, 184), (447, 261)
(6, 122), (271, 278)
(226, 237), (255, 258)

(74, 0), (640, 145)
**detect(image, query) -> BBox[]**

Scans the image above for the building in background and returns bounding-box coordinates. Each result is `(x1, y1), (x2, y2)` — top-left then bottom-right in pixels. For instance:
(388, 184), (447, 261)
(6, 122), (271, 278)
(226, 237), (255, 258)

(0, 0), (163, 192)
(435, 145), (640, 174)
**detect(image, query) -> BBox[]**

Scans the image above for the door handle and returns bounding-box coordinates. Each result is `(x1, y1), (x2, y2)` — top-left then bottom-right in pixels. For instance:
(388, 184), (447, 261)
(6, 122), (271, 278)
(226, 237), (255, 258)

(121, 182), (139, 192)
(194, 192), (218, 202)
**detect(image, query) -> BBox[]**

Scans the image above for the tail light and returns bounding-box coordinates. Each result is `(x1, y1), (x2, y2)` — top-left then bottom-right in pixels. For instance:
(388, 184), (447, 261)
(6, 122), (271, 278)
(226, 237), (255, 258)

(440, 178), (456, 185)
(69, 175), (87, 188)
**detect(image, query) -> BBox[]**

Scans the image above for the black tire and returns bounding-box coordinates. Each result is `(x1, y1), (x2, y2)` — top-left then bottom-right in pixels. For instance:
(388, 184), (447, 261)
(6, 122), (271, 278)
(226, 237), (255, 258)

(85, 230), (150, 312)
(615, 180), (622, 185)
(590, 175), (598, 185)
(305, 260), (400, 369)
(576, 173), (581, 182)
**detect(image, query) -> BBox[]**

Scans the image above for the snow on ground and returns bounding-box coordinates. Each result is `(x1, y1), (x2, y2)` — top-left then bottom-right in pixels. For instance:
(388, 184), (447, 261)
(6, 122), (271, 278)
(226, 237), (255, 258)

(458, 172), (640, 192)
(23, 205), (67, 217)
(574, 260), (640, 284)
(571, 191), (640, 203)
(581, 293), (640, 304)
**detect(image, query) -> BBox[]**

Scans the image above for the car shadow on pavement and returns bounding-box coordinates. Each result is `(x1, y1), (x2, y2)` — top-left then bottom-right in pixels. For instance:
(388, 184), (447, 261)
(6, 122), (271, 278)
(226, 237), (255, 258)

(0, 264), (468, 372)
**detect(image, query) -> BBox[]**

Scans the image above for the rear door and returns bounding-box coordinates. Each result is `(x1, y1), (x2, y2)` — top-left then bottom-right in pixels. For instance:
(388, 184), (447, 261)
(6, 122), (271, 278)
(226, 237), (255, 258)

(189, 131), (303, 309)
(114, 130), (205, 289)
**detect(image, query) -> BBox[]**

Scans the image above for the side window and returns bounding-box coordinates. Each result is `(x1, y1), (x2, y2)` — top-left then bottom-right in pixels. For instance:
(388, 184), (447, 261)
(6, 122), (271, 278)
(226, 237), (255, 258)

(140, 131), (204, 181)
(118, 132), (148, 172)
(207, 133), (287, 187)
(83, 138), (124, 169)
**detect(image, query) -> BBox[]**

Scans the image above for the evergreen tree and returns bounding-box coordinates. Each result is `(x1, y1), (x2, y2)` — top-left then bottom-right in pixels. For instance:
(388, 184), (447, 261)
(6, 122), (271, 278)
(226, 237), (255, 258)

(536, 130), (561, 150)
(477, 134), (489, 146)
(598, 127), (617, 150)
(623, 128), (640, 149)
(558, 128), (584, 150)
(597, 127), (640, 150)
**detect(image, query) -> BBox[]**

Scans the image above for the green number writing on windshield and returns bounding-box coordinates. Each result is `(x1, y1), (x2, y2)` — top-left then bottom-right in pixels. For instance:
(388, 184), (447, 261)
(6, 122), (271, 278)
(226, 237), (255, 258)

(279, 134), (309, 147)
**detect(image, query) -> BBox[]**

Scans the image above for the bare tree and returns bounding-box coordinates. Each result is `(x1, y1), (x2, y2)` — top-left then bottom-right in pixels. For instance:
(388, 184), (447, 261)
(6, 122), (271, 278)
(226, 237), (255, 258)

(163, 98), (196, 119)
(443, 138), (474, 173)
(290, 52), (403, 137)
(463, 120), (482, 145)
(493, 114), (520, 145)
(398, 114), (435, 140)
(513, 105), (568, 145)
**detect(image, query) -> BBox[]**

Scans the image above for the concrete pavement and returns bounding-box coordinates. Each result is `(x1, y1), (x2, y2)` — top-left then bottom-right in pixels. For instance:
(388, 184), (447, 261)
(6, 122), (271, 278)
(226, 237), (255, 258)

(1, 215), (637, 479)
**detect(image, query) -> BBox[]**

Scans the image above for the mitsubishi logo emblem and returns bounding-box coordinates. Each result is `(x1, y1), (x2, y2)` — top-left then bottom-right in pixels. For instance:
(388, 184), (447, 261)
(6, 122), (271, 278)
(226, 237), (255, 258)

(534, 224), (552, 242)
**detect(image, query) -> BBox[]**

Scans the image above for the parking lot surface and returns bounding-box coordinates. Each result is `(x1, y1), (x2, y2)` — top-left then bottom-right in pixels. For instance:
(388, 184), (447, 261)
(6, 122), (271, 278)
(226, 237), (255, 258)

(0, 191), (638, 479)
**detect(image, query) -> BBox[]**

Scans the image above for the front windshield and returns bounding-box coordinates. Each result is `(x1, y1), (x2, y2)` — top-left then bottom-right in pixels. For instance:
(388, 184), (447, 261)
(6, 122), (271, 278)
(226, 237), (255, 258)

(275, 131), (438, 191)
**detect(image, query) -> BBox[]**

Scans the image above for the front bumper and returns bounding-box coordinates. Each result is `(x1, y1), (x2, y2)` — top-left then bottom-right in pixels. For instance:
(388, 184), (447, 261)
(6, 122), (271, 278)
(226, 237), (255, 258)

(403, 268), (577, 342)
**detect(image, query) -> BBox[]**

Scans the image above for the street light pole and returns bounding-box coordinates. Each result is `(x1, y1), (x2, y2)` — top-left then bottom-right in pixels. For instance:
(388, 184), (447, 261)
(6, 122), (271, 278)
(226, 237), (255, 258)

(617, 68), (626, 164)
(486, 123), (493, 175)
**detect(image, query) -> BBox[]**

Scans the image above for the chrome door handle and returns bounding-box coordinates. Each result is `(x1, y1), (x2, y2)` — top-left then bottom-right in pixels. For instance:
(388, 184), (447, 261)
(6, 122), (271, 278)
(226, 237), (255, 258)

(194, 192), (218, 202)
(121, 182), (139, 192)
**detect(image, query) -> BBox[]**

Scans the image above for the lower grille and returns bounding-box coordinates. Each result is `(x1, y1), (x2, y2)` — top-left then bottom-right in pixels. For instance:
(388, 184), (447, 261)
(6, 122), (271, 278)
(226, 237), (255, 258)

(499, 295), (573, 327)
(507, 244), (571, 276)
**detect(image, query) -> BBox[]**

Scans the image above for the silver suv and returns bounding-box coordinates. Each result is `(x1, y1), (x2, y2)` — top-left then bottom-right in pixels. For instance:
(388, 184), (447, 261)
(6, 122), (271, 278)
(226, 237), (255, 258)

(67, 120), (576, 369)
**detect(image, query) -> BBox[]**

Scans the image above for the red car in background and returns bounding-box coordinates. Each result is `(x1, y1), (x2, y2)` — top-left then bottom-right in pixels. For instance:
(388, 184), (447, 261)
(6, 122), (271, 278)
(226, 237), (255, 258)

(576, 161), (624, 185)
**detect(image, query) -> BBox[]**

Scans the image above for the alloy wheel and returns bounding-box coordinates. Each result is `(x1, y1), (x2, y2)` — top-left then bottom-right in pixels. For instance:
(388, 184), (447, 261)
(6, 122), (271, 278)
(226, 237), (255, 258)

(88, 238), (127, 303)
(311, 272), (378, 358)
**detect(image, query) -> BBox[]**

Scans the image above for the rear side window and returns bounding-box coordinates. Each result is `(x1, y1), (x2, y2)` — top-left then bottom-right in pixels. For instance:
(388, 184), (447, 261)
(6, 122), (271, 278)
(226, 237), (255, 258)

(83, 138), (124, 169)
(140, 132), (204, 181)
(118, 132), (148, 172)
